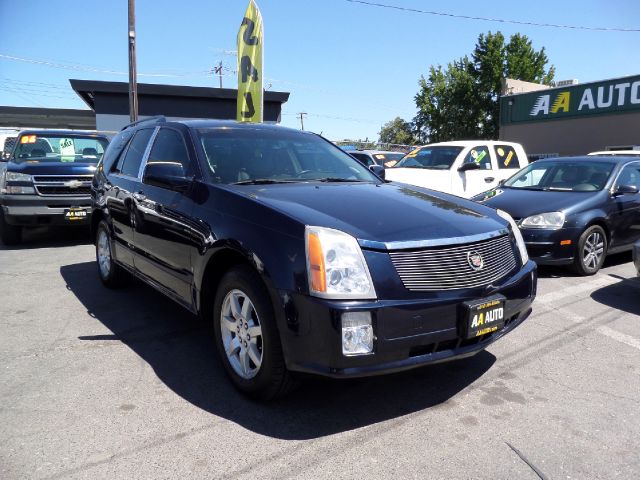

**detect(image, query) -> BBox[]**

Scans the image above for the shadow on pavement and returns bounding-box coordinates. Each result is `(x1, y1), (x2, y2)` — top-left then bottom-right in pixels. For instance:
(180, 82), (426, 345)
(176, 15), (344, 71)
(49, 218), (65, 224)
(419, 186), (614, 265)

(60, 261), (496, 440)
(591, 274), (640, 316)
(537, 251), (633, 279)
(0, 225), (91, 251)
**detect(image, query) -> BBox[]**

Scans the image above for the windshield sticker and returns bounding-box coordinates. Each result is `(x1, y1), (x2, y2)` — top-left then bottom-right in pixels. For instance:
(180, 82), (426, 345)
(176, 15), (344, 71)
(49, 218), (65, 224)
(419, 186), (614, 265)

(504, 150), (514, 167)
(20, 135), (36, 144)
(59, 138), (75, 162)
(472, 150), (487, 164)
(479, 188), (504, 202)
(375, 154), (385, 160)
(497, 147), (505, 157)
(405, 148), (421, 158)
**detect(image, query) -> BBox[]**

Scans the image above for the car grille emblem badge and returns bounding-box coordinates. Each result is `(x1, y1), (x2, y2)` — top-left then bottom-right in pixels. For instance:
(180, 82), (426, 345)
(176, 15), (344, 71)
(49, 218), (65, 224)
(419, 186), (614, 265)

(64, 180), (83, 189)
(467, 251), (484, 271)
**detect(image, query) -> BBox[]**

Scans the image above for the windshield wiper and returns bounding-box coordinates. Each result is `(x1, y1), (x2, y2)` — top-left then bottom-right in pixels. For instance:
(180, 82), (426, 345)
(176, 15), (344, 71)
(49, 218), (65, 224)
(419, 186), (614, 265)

(543, 186), (573, 191)
(312, 177), (366, 182)
(232, 178), (300, 185)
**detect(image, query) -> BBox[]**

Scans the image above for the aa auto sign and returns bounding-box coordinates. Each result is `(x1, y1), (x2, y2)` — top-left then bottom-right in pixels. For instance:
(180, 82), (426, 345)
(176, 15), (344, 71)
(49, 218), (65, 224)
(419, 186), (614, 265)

(502, 74), (640, 123)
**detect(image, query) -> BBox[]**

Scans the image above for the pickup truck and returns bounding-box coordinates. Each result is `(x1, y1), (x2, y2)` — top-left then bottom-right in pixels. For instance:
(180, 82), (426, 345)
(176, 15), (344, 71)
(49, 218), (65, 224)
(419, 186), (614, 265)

(385, 140), (529, 198)
(0, 130), (110, 245)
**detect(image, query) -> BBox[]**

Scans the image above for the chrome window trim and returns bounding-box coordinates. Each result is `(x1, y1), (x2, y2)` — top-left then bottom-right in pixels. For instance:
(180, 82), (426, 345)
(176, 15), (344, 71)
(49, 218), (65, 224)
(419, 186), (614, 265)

(137, 126), (161, 180)
(358, 228), (510, 251)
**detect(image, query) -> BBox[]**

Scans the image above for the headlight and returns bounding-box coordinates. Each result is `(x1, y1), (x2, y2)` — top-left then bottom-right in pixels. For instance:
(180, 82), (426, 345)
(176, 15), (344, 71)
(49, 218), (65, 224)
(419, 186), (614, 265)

(305, 226), (376, 299)
(6, 172), (33, 182)
(521, 212), (565, 229)
(497, 209), (529, 266)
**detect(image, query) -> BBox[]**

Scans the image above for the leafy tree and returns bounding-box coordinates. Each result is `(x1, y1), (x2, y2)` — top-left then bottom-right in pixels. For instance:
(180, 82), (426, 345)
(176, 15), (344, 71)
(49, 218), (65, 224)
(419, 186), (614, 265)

(378, 117), (417, 145)
(414, 31), (555, 142)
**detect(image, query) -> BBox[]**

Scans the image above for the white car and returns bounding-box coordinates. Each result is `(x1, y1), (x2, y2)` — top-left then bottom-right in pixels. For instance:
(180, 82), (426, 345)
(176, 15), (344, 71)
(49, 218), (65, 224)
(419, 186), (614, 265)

(385, 140), (529, 198)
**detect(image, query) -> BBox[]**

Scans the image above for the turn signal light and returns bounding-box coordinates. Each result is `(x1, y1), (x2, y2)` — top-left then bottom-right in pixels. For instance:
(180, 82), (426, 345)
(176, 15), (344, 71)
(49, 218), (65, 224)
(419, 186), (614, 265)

(307, 231), (326, 293)
(560, 240), (572, 246)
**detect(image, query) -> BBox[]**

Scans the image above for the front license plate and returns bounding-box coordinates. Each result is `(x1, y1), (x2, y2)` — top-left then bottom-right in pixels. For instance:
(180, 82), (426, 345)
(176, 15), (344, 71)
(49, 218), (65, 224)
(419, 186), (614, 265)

(64, 208), (87, 221)
(462, 295), (506, 339)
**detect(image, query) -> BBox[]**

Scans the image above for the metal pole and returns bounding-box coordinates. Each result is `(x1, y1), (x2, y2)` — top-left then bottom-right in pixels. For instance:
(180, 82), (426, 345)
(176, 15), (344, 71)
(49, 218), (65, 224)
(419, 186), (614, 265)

(298, 112), (306, 130)
(128, 0), (138, 122)
(218, 61), (223, 88)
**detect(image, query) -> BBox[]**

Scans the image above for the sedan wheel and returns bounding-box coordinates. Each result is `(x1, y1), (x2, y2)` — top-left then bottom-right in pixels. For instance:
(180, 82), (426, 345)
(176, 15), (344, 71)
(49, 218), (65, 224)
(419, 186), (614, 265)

(97, 228), (112, 278)
(95, 220), (128, 288)
(220, 289), (263, 380)
(572, 225), (607, 276)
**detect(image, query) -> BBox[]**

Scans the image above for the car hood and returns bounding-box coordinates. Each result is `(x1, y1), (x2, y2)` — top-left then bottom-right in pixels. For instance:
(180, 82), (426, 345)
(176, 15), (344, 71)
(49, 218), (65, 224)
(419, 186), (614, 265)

(479, 187), (601, 218)
(7, 160), (98, 176)
(227, 182), (507, 248)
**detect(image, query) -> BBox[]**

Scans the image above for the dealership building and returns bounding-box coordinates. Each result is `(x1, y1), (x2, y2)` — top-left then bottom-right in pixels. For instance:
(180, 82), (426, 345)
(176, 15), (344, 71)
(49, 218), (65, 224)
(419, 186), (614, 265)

(499, 74), (640, 158)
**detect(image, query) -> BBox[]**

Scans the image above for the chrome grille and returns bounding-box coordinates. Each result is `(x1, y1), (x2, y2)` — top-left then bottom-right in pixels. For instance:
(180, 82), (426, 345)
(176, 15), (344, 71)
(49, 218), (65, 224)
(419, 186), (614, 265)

(389, 235), (517, 291)
(33, 175), (93, 197)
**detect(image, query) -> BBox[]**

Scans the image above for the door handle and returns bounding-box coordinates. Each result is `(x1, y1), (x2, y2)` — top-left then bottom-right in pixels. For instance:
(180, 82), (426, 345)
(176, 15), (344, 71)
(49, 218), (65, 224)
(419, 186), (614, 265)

(132, 191), (146, 201)
(484, 177), (495, 183)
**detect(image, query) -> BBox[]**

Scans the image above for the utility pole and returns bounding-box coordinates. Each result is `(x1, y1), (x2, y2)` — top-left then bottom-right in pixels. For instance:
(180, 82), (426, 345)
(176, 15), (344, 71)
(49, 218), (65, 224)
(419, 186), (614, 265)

(214, 61), (223, 88)
(298, 112), (307, 130)
(127, 0), (138, 122)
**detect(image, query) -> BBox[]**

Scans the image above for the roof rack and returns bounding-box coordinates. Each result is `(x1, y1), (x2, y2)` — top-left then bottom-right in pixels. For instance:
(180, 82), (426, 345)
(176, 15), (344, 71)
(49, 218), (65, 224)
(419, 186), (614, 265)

(121, 115), (166, 131)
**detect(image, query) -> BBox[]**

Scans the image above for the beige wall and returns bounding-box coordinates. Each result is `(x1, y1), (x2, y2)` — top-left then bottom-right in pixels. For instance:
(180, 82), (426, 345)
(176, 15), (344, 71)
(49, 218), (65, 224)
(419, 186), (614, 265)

(499, 112), (640, 157)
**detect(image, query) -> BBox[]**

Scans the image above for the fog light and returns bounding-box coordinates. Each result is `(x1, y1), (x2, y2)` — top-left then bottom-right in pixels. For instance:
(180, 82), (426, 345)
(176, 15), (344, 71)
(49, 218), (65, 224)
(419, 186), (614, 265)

(6, 186), (35, 194)
(341, 311), (373, 356)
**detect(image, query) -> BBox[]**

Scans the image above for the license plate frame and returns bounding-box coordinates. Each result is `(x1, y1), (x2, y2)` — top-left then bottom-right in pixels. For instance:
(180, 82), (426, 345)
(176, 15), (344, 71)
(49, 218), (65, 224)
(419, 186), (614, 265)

(460, 295), (506, 339)
(63, 208), (88, 221)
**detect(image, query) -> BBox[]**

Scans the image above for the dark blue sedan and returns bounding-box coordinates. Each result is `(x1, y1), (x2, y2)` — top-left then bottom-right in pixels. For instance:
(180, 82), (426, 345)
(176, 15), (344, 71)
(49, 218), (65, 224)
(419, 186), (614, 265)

(475, 156), (640, 275)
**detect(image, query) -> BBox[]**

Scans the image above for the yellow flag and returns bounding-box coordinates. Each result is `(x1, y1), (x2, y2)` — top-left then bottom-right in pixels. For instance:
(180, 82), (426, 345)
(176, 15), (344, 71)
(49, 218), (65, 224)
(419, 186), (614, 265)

(237, 0), (263, 123)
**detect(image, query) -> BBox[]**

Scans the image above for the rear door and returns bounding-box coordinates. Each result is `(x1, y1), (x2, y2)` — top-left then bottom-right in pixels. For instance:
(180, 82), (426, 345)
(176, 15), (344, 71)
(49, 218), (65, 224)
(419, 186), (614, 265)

(459, 145), (497, 197)
(104, 128), (154, 268)
(493, 144), (525, 183)
(132, 126), (199, 306)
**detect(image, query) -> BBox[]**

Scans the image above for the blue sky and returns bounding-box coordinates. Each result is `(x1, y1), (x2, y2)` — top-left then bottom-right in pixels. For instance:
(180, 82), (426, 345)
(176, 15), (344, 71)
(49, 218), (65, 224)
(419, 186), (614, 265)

(1, 0), (639, 140)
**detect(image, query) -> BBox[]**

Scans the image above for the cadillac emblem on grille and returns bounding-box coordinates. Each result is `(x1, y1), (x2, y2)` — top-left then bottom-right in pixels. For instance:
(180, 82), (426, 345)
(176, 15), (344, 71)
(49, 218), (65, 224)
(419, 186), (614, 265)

(467, 251), (484, 271)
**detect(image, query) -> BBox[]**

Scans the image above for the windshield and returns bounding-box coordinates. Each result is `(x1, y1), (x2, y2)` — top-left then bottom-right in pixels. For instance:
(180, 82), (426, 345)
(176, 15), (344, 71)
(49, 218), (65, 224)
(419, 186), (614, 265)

(197, 128), (380, 184)
(504, 161), (615, 191)
(12, 134), (108, 164)
(394, 146), (463, 169)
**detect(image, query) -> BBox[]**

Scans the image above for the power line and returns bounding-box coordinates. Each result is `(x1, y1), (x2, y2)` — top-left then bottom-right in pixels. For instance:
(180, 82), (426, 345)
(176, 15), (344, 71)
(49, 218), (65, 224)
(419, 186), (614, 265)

(344, 0), (640, 32)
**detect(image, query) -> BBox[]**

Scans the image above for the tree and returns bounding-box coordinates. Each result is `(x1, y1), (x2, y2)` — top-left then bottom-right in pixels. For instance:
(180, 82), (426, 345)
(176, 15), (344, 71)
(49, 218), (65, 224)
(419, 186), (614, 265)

(378, 117), (417, 145)
(414, 31), (555, 142)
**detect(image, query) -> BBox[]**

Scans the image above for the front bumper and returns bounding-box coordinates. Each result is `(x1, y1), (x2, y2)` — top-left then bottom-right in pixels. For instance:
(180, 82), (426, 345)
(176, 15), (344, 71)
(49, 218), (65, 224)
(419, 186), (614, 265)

(277, 260), (537, 378)
(1, 194), (91, 226)
(520, 227), (582, 265)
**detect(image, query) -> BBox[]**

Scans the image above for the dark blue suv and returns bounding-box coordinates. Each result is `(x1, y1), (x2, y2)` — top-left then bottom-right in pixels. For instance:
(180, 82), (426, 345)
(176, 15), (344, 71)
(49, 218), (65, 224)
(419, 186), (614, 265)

(91, 117), (536, 399)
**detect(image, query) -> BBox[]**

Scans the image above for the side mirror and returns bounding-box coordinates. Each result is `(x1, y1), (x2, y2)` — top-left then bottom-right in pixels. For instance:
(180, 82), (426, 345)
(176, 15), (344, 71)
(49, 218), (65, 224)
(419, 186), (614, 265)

(143, 162), (191, 191)
(458, 162), (480, 172)
(369, 164), (385, 180)
(613, 184), (639, 196)
(498, 179), (506, 186)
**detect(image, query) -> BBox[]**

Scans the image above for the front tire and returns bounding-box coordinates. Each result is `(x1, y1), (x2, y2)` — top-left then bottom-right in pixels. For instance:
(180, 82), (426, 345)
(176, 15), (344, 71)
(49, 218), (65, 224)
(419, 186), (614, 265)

(571, 225), (607, 276)
(0, 212), (22, 245)
(212, 266), (294, 400)
(95, 220), (128, 288)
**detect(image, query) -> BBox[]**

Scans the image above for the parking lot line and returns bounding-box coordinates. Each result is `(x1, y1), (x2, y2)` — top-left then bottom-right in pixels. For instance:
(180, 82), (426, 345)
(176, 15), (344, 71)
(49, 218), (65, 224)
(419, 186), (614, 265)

(597, 326), (640, 351)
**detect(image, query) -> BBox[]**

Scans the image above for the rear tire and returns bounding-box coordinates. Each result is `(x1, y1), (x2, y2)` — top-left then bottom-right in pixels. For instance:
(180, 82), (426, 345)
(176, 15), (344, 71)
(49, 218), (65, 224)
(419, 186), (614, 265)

(95, 220), (128, 288)
(212, 265), (295, 400)
(0, 212), (21, 245)
(571, 225), (607, 276)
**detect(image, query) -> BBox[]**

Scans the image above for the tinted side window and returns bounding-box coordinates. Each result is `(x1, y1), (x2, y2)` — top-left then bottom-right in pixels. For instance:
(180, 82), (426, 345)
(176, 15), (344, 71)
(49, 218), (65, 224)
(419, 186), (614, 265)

(495, 145), (521, 169)
(463, 146), (492, 170)
(351, 153), (374, 166)
(616, 163), (640, 189)
(118, 128), (153, 177)
(103, 131), (133, 172)
(146, 128), (193, 177)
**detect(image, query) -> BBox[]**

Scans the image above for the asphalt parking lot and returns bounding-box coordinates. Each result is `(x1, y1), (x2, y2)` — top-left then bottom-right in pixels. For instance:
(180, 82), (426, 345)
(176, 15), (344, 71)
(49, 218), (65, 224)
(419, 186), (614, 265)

(1, 227), (639, 480)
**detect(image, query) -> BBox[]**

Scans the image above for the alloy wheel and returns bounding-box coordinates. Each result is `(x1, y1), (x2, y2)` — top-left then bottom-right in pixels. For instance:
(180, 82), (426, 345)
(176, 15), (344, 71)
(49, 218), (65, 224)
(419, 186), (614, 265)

(582, 231), (604, 270)
(97, 228), (112, 278)
(220, 289), (263, 380)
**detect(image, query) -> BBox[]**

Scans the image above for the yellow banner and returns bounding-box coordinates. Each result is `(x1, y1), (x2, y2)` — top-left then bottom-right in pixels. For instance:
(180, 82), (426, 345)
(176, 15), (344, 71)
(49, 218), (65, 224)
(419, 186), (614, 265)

(236, 0), (263, 123)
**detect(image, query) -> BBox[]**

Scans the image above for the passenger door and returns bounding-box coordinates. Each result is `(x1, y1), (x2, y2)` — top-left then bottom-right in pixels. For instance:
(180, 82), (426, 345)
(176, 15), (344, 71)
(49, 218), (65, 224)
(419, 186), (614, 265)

(132, 127), (199, 306)
(104, 128), (154, 269)
(459, 145), (497, 197)
(610, 162), (640, 248)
